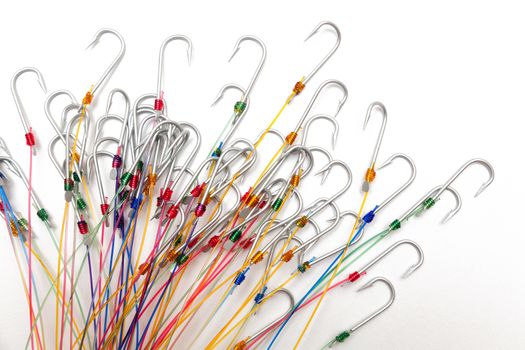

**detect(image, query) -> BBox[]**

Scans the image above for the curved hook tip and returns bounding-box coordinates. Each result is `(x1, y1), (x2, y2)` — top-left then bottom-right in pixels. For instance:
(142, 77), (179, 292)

(377, 158), (394, 170)
(356, 279), (374, 292)
(211, 92), (223, 107)
(185, 45), (193, 66)
(314, 164), (331, 178)
(228, 46), (240, 62)
(332, 129), (339, 151)
(401, 264), (418, 279)
(441, 210), (457, 224)
(474, 183), (490, 198)
(335, 101), (344, 118)
(37, 77), (48, 94)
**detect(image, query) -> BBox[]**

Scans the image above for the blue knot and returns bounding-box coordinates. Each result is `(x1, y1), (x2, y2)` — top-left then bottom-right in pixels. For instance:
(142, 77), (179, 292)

(234, 268), (250, 286)
(254, 286), (267, 304)
(362, 205), (379, 223)
(131, 196), (143, 210)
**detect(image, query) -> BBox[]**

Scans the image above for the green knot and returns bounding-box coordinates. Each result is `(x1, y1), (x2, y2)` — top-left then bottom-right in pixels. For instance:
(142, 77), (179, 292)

(37, 208), (49, 222)
(77, 197), (87, 210)
(119, 190), (130, 201)
(234, 101), (247, 114)
(423, 197), (436, 209)
(389, 219), (401, 231)
(137, 160), (144, 172)
(72, 171), (81, 183)
(229, 228), (243, 243)
(298, 261), (310, 273)
(121, 172), (132, 186)
(64, 179), (74, 191)
(335, 331), (351, 343)
(18, 218), (29, 231)
(176, 254), (188, 265)
(272, 198), (283, 211)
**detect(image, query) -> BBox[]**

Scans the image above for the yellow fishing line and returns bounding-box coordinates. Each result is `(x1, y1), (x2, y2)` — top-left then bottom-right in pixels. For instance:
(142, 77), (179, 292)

(57, 89), (91, 349)
(80, 175), (97, 223)
(179, 183), (296, 349)
(151, 264), (187, 339)
(144, 86), (301, 349)
(207, 181), (303, 349)
(134, 168), (155, 272)
(205, 257), (288, 350)
(224, 269), (302, 350)
(292, 190), (370, 350)
(177, 185), (294, 348)
(24, 241), (82, 338)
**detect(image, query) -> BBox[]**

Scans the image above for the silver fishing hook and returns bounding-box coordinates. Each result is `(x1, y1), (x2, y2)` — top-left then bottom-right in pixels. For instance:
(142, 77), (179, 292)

(85, 28), (126, 96)
(228, 35), (266, 102)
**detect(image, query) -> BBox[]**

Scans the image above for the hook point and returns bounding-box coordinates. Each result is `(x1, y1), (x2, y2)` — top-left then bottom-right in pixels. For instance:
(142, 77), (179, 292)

(441, 211), (456, 224)
(474, 184), (488, 198)
(228, 47), (240, 63)
(332, 131), (338, 150)
(402, 265), (417, 279)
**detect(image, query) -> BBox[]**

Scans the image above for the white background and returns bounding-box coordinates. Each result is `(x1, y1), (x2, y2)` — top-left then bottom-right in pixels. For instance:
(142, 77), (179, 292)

(0, 0), (523, 349)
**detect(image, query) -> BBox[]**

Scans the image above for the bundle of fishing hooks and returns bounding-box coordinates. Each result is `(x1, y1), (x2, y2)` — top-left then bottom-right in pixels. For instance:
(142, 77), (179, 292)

(1, 21), (495, 350)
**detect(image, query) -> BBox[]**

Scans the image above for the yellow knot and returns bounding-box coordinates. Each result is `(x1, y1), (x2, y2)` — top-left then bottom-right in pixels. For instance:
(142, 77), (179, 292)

(296, 216), (308, 228)
(247, 194), (260, 208)
(250, 251), (264, 265)
(166, 249), (178, 262)
(71, 152), (81, 163)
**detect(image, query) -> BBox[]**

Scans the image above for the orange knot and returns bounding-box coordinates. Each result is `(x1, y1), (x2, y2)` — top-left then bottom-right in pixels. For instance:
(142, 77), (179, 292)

(296, 216), (308, 228)
(285, 131), (298, 145)
(365, 168), (376, 183)
(290, 174), (301, 187)
(82, 91), (94, 105)
(204, 195), (212, 206)
(281, 250), (295, 262)
(143, 174), (157, 194)
(72, 152), (81, 163)
(138, 262), (150, 275)
(166, 249), (178, 262)
(250, 251), (264, 265)
(148, 173), (157, 186)
(233, 340), (247, 350)
(293, 81), (305, 95)
(9, 220), (18, 236)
